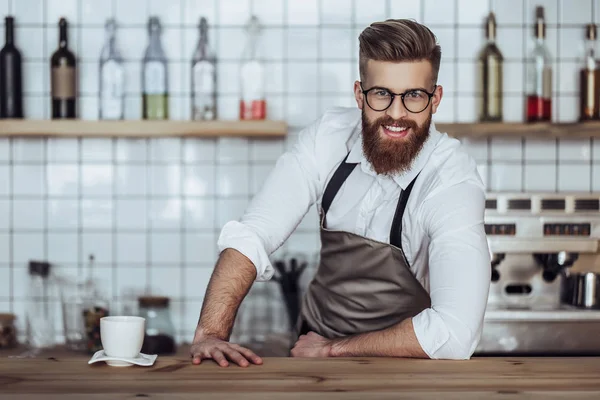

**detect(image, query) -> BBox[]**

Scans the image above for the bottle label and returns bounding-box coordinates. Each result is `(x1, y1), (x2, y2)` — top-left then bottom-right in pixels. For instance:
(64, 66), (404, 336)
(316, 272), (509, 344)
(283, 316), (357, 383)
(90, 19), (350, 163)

(542, 67), (552, 99)
(192, 61), (216, 120)
(52, 65), (76, 99)
(144, 61), (166, 95)
(100, 60), (124, 119)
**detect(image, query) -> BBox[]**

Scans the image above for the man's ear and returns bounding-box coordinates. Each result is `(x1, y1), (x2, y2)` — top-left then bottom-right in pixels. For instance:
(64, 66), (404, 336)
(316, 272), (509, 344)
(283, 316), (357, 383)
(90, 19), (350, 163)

(431, 85), (443, 114)
(354, 81), (364, 110)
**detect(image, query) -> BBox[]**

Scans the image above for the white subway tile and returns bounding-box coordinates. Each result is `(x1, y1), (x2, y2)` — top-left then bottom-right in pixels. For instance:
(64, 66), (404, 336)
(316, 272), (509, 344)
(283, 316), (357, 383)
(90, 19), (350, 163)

(149, 138), (182, 162)
(218, 0), (250, 25)
(184, 198), (215, 230)
(180, 95), (191, 120)
(47, 0), (78, 24)
(81, 0), (114, 24)
(266, 94), (285, 120)
(285, 231), (320, 254)
(92, 267), (114, 298)
(525, 0), (559, 25)
(297, 203), (320, 231)
(115, 233), (147, 265)
(12, 138), (44, 162)
(149, 267), (182, 298)
(477, 163), (488, 189)
(47, 199), (79, 229)
(287, 95), (319, 127)
(0, 234), (8, 265)
(503, 94), (523, 122)
(47, 233), (78, 264)
(216, 95), (238, 120)
(287, 28), (318, 60)
(559, 61), (578, 95)
(23, 96), (44, 119)
(115, 0), (148, 25)
(287, 0), (319, 25)
(496, 27), (524, 59)
(150, 165), (182, 196)
(184, 268), (213, 299)
(0, 268), (8, 295)
(184, 25), (217, 61)
(121, 30), (147, 67)
(490, 164), (523, 191)
(116, 165), (147, 196)
(560, 27), (585, 59)
(460, 138), (489, 162)
(319, 95), (354, 113)
(81, 199), (113, 229)
(125, 96), (142, 120)
(161, 28), (183, 61)
(216, 198), (249, 228)
(116, 139), (147, 163)
(258, 27), (284, 61)
(504, 61), (524, 94)
(435, 27), (456, 62)
(217, 62), (240, 95)
(252, 0), (284, 24)
(390, 0), (422, 22)
(81, 232), (113, 265)
(13, 165), (44, 196)
(322, 0), (352, 24)
(560, 0), (592, 24)
(558, 164), (591, 191)
(217, 137), (249, 163)
(81, 165), (113, 197)
(183, 138), (216, 163)
(557, 95), (579, 122)
(491, 138), (523, 161)
(265, 62), (284, 94)
(0, 200), (8, 231)
(13, 233), (44, 265)
(437, 62), (455, 94)
(458, 0), (489, 23)
(82, 138), (113, 162)
(0, 138), (8, 161)
(320, 62), (353, 93)
(492, 0), (524, 24)
(216, 165), (249, 196)
(13, 199), (44, 230)
(80, 27), (105, 61)
(218, 27), (247, 60)
(457, 27), (484, 59)
(592, 164), (600, 190)
(80, 96), (100, 121)
(456, 95), (477, 122)
(524, 163), (557, 191)
(250, 140), (284, 162)
(432, 96), (455, 123)
(354, 0), (387, 24)
(47, 165), (79, 196)
(23, 62), (44, 94)
(456, 61), (478, 94)
(424, 0), (456, 24)
(116, 199), (148, 230)
(149, 0), (182, 25)
(149, 198), (183, 229)
(593, 138), (600, 160)
(0, 166), (8, 197)
(150, 232), (182, 264)
(12, 0), (44, 24)
(559, 138), (591, 161)
(184, 0), (217, 25)
(320, 28), (353, 60)
(184, 165), (216, 196)
(525, 139), (557, 160)
(184, 232), (217, 264)
(116, 266), (148, 297)
(287, 62), (318, 93)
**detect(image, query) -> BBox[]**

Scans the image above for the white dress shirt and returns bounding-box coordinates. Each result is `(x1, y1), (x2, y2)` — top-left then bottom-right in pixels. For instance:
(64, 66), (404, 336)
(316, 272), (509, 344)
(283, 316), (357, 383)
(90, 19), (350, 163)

(217, 107), (491, 360)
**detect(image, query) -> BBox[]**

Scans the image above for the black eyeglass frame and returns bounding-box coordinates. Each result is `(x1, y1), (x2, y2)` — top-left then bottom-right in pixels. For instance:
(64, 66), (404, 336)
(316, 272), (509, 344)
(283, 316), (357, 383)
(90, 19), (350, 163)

(360, 83), (438, 113)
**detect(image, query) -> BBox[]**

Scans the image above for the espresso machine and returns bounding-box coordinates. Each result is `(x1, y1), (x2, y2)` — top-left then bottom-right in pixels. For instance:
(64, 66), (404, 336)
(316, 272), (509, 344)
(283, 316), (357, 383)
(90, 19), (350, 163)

(475, 192), (600, 356)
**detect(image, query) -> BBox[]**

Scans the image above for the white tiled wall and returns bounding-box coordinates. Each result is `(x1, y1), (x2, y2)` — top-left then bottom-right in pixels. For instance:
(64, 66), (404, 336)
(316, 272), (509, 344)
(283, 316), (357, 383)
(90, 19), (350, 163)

(1, 0), (600, 345)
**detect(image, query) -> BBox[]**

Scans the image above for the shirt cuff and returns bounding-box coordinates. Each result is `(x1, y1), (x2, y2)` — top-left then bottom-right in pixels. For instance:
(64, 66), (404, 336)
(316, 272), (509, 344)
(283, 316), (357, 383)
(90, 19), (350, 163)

(412, 309), (451, 359)
(217, 220), (275, 282)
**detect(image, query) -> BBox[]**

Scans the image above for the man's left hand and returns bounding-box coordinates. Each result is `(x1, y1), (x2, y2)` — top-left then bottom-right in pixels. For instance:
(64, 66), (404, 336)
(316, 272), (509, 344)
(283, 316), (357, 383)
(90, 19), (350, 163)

(290, 332), (332, 358)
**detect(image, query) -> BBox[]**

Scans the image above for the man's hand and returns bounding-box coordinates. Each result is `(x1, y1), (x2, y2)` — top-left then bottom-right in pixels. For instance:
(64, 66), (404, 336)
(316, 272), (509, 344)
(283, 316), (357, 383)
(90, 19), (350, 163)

(290, 331), (332, 358)
(190, 334), (263, 367)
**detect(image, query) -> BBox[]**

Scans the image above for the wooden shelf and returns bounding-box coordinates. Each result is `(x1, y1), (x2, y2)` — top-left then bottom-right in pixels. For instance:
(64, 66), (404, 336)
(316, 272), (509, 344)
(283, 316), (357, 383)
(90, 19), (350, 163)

(437, 121), (600, 139)
(0, 119), (287, 138)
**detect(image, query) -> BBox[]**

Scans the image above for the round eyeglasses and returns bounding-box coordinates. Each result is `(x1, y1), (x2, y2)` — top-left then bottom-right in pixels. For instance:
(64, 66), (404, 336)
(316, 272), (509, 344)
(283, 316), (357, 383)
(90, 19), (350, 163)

(361, 84), (437, 113)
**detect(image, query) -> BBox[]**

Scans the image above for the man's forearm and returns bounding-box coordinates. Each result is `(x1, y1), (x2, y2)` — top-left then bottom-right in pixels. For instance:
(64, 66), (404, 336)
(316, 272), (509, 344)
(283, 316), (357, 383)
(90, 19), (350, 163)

(195, 248), (257, 341)
(329, 318), (429, 358)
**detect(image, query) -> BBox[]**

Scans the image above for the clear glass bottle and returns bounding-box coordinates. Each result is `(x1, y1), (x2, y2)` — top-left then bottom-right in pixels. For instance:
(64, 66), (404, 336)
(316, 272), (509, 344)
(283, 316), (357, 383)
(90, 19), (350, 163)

(478, 12), (503, 122)
(138, 296), (176, 355)
(579, 24), (600, 121)
(142, 16), (168, 120)
(191, 17), (217, 120)
(526, 6), (552, 122)
(25, 261), (55, 352)
(99, 19), (124, 120)
(239, 16), (266, 120)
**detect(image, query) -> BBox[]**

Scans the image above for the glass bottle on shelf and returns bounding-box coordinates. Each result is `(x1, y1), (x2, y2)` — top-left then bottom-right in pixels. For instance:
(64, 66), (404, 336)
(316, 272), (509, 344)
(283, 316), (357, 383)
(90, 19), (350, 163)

(579, 24), (600, 121)
(239, 15), (266, 120)
(142, 16), (168, 120)
(51, 18), (77, 119)
(99, 19), (125, 120)
(0, 16), (23, 119)
(478, 12), (503, 122)
(525, 6), (552, 122)
(191, 17), (217, 120)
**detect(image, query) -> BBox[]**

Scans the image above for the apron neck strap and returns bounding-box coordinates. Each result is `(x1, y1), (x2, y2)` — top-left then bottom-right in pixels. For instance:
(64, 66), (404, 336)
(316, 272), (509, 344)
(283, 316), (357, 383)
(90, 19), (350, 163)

(321, 153), (357, 217)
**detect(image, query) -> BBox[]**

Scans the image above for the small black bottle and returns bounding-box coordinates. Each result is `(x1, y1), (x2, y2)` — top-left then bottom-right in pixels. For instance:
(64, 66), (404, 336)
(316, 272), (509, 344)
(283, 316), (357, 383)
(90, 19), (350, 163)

(0, 16), (23, 118)
(51, 18), (77, 119)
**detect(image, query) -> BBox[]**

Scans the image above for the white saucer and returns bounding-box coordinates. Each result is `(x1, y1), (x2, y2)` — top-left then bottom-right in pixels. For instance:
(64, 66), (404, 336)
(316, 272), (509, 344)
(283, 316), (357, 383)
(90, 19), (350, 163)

(88, 349), (158, 367)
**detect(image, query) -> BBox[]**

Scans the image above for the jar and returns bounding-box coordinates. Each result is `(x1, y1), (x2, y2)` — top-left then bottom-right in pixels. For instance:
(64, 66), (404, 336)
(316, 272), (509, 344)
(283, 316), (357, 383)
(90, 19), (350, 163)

(0, 313), (17, 349)
(138, 296), (176, 355)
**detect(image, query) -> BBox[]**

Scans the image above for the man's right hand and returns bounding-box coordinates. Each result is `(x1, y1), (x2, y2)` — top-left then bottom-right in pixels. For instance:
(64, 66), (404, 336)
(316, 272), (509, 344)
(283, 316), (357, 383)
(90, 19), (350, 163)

(190, 335), (263, 368)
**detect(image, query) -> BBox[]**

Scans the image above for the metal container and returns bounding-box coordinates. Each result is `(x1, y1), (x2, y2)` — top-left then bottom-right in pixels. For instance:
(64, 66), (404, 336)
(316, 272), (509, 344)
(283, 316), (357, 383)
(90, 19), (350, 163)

(561, 272), (600, 309)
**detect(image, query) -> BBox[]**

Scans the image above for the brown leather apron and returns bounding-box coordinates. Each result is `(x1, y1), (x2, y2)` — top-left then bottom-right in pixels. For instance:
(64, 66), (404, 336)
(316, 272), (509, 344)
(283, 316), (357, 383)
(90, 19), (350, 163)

(297, 154), (432, 339)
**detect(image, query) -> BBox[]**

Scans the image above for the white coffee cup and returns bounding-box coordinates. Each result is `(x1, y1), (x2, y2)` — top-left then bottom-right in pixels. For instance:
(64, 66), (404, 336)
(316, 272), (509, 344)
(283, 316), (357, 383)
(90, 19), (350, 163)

(100, 316), (145, 359)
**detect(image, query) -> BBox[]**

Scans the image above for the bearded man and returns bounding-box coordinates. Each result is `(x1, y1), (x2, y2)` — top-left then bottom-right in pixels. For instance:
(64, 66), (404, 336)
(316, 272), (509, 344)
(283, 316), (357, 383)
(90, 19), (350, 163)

(190, 19), (491, 366)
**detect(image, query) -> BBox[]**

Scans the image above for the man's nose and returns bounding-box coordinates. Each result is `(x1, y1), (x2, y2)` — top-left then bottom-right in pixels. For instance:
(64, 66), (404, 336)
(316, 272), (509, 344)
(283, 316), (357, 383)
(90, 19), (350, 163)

(386, 95), (409, 120)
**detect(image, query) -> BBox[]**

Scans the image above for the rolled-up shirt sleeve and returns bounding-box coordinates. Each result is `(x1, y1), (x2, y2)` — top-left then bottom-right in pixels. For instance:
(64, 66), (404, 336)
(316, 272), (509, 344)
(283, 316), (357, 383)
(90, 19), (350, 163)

(412, 181), (491, 360)
(217, 120), (323, 281)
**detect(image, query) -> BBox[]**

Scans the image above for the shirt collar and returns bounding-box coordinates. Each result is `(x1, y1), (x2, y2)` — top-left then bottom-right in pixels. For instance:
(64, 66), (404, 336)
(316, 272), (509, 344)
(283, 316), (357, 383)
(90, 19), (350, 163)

(346, 121), (443, 189)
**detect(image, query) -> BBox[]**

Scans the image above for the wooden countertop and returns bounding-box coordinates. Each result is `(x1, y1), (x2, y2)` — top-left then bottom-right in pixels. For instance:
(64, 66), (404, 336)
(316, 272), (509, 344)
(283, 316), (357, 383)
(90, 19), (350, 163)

(1, 346), (600, 399)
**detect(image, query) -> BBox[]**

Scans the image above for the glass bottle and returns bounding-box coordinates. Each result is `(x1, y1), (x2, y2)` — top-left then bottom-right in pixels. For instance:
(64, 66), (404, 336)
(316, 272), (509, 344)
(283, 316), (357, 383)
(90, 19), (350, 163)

(478, 12), (503, 122)
(191, 17), (217, 120)
(138, 296), (176, 355)
(525, 6), (552, 122)
(579, 24), (600, 121)
(239, 15), (266, 120)
(99, 19), (125, 120)
(51, 18), (77, 119)
(0, 16), (23, 118)
(142, 17), (168, 120)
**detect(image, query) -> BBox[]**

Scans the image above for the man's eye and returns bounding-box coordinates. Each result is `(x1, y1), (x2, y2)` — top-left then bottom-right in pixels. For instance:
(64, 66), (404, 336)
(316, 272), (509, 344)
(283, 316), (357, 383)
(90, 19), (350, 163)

(374, 90), (390, 96)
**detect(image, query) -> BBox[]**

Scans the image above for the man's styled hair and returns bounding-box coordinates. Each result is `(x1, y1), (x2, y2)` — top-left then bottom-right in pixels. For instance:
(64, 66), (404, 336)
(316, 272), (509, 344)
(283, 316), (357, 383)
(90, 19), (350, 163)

(358, 19), (442, 86)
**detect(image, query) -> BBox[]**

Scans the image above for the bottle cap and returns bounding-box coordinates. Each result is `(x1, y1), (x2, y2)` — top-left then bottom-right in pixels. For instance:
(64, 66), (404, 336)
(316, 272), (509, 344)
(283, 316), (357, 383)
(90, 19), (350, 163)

(485, 12), (497, 40)
(586, 24), (597, 41)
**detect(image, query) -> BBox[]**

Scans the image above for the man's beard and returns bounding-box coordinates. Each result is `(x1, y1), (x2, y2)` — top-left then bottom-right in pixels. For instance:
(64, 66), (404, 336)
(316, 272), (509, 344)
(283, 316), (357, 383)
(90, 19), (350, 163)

(361, 109), (432, 176)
